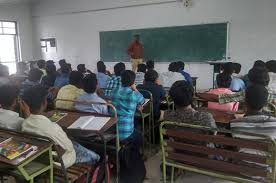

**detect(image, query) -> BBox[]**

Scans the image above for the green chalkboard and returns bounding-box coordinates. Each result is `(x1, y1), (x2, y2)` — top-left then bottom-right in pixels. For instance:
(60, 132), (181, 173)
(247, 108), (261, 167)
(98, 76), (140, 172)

(100, 23), (228, 62)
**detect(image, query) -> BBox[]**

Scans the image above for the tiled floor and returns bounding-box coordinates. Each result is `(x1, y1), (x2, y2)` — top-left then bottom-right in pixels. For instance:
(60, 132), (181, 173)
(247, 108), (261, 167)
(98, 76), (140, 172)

(144, 152), (233, 183)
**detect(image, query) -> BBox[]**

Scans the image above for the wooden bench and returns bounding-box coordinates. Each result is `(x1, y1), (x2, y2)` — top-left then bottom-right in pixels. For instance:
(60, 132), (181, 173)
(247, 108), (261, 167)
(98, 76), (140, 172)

(160, 121), (276, 183)
(51, 144), (94, 183)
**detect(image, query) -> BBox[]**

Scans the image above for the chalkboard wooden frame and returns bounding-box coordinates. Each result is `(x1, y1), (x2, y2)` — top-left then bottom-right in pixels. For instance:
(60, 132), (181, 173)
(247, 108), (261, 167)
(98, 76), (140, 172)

(100, 22), (229, 63)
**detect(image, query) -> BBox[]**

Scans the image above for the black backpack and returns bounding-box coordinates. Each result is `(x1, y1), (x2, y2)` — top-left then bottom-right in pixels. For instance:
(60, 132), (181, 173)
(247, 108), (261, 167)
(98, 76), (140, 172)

(119, 144), (146, 183)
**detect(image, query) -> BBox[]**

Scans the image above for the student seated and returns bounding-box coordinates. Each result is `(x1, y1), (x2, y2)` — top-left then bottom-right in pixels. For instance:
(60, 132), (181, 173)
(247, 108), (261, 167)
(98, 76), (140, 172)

(105, 62), (125, 96)
(230, 63), (245, 92)
(0, 65), (10, 87)
(135, 64), (147, 85)
(54, 63), (70, 88)
(37, 59), (47, 77)
(243, 60), (266, 87)
(22, 85), (100, 168)
(230, 85), (276, 155)
(177, 61), (192, 85)
(146, 60), (155, 71)
(137, 69), (166, 120)
(216, 62), (233, 88)
(75, 74), (108, 114)
(266, 60), (276, 88)
(0, 85), (28, 130)
(77, 64), (92, 77)
(164, 81), (216, 128)
(111, 70), (145, 146)
(41, 63), (57, 88)
(159, 62), (184, 88)
(96, 61), (110, 89)
(19, 68), (43, 96)
(56, 71), (85, 110)
(199, 66), (275, 112)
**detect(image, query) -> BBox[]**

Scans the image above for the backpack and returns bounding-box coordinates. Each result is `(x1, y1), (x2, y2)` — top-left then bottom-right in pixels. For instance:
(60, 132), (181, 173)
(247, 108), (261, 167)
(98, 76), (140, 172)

(119, 143), (146, 183)
(91, 156), (111, 183)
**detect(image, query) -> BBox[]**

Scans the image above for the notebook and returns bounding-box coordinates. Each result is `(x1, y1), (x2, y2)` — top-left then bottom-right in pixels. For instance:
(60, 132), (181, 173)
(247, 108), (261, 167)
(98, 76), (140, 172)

(49, 112), (67, 123)
(0, 138), (36, 160)
(68, 116), (110, 131)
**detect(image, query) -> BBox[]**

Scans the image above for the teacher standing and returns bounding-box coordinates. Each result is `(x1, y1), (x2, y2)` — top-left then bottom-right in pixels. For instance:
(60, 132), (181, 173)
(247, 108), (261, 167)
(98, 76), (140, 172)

(127, 34), (143, 72)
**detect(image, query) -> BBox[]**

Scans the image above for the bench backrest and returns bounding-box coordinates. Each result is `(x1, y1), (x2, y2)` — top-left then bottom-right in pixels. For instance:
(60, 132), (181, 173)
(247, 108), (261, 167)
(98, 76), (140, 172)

(160, 121), (276, 183)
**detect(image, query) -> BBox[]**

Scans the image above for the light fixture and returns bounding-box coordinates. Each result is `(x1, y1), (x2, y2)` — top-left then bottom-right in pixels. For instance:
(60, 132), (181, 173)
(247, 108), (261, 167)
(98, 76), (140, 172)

(183, 0), (193, 8)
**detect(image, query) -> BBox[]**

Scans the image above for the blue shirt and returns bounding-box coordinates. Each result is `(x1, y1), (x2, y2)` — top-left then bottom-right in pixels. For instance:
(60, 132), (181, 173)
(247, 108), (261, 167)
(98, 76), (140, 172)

(54, 73), (69, 88)
(75, 93), (108, 114)
(230, 78), (246, 92)
(179, 70), (192, 85)
(111, 87), (145, 139)
(96, 72), (110, 89)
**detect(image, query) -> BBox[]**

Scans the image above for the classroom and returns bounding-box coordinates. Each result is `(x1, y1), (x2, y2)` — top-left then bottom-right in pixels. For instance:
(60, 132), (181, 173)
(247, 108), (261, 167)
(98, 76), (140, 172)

(0, 0), (275, 182)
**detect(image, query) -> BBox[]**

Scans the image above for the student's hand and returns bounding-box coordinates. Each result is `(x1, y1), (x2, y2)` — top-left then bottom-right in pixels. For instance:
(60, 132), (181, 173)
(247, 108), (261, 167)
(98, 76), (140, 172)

(48, 87), (59, 97)
(130, 84), (138, 92)
(18, 99), (30, 118)
(137, 105), (144, 112)
(106, 70), (112, 76)
(155, 79), (161, 85)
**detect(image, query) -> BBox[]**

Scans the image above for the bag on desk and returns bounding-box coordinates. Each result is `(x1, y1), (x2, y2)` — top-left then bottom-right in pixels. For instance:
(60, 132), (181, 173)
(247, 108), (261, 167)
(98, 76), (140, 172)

(119, 143), (146, 183)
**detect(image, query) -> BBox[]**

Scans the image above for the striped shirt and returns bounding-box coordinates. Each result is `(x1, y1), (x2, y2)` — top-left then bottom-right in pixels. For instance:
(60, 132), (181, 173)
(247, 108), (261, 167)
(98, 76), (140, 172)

(111, 87), (145, 139)
(231, 114), (276, 155)
(105, 75), (121, 97)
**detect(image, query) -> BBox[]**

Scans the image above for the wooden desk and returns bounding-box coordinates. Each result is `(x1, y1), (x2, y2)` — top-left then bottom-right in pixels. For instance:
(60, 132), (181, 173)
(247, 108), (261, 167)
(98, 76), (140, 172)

(44, 110), (117, 135)
(198, 108), (237, 124)
(0, 129), (54, 183)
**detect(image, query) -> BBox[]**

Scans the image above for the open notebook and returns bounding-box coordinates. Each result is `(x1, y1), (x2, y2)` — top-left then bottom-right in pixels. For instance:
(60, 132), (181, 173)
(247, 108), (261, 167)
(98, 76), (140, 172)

(68, 116), (110, 131)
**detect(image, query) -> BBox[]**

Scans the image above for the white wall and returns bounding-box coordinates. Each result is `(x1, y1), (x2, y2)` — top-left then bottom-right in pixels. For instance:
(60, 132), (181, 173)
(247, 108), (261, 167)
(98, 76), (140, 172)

(0, 3), (34, 61)
(31, 0), (276, 90)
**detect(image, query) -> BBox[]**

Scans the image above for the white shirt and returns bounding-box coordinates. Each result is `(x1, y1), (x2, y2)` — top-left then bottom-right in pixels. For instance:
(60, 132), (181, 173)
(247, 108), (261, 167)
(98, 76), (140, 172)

(135, 72), (145, 86)
(159, 71), (185, 88)
(22, 114), (76, 168)
(269, 72), (276, 89)
(0, 77), (10, 87)
(0, 109), (23, 131)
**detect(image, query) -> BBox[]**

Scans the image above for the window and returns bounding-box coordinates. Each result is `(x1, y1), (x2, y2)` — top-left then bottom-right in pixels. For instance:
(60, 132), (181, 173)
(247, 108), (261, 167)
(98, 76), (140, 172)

(0, 21), (20, 74)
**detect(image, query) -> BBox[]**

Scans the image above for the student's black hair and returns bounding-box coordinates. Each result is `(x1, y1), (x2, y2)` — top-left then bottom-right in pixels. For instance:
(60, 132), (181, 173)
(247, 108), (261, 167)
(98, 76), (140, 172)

(77, 64), (86, 73)
(137, 64), (147, 73)
(169, 80), (194, 107)
(121, 70), (136, 87)
(97, 61), (106, 73)
(69, 71), (83, 87)
(59, 59), (66, 66)
(144, 69), (159, 83)
(222, 62), (234, 75)
(0, 85), (19, 108)
(248, 67), (270, 86)
(28, 68), (43, 82)
(233, 63), (242, 74)
(114, 62), (126, 76)
(22, 85), (48, 113)
(46, 63), (56, 75)
(245, 85), (268, 111)
(216, 73), (232, 88)
(168, 62), (178, 72)
(82, 73), (98, 94)
(60, 64), (70, 74)
(177, 61), (185, 71)
(253, 60), (266, 68)
(37, 60), (46, 69)
(266, 60), (276, 73)
(46, 60), (55, 65)
(146, 60), (155, 70)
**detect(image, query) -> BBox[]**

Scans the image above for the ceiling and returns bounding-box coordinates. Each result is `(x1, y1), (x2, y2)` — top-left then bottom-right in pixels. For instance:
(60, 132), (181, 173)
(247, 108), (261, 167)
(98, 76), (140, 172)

(0, 0), (32, 5)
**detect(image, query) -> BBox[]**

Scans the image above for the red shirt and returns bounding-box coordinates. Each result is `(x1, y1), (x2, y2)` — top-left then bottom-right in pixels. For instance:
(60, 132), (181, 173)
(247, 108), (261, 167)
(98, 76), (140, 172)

(127, 41), (143, 59)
